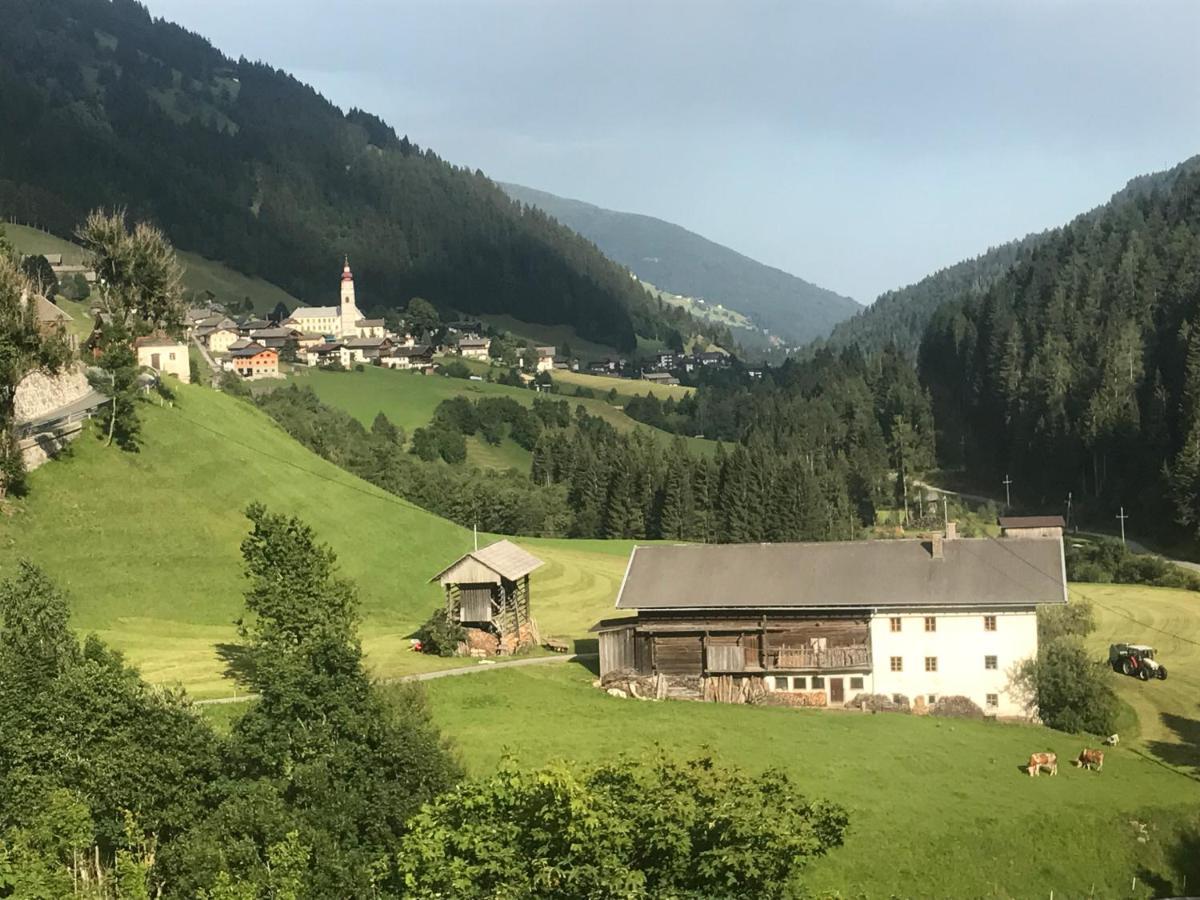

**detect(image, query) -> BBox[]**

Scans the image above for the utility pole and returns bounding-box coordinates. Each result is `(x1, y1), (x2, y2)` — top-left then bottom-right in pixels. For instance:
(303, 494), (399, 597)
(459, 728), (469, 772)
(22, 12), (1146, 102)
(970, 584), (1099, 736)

(1002, 474), (1013, 509)
(1116, 506), (1129, 548)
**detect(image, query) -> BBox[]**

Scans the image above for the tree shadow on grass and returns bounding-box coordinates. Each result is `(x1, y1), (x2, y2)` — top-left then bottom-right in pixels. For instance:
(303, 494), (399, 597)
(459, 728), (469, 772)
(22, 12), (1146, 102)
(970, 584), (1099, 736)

(1136, 826), (1200, 898)
(1146, 711), (1200, 776)
(215, 642), (257, 688)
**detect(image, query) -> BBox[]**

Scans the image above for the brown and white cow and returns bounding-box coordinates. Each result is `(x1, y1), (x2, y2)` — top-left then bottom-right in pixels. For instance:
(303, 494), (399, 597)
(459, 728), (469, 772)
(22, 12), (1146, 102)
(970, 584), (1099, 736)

(1026, 752), (1058, 776)
(1076, 748), (1104, 771)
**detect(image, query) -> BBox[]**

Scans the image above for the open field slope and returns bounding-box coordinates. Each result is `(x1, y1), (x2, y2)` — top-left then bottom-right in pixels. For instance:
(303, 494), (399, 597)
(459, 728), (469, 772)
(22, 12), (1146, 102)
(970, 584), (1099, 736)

(3, 223), (301, 314)
(423, 662), (1200, 898)
(1079, 583), (1200, 775)
(0, 384), (631, 696)
(292, 365), (717, 457)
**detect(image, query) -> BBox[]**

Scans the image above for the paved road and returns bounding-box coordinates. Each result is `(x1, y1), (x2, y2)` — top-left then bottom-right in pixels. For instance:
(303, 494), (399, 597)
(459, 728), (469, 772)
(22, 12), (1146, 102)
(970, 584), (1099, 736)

(194, 652), (597, 706)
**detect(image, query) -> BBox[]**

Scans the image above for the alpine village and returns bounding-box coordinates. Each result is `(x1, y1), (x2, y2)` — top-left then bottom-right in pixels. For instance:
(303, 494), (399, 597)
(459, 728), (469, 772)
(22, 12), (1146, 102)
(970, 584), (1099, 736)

(0, 2), (1197, 898)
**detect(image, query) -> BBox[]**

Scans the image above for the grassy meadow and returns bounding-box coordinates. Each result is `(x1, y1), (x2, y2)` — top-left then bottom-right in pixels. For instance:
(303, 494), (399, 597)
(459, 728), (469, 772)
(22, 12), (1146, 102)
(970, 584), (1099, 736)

(415, 662), (1200, 899)
(4, 222), (301, 313)
(0, 384), (628, 696)
(292, 364), (717, 459)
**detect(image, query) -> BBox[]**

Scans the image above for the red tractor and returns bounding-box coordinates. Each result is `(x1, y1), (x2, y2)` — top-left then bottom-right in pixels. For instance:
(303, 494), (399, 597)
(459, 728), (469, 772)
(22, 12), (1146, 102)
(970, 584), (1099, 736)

(1109, 643), (1168, 681)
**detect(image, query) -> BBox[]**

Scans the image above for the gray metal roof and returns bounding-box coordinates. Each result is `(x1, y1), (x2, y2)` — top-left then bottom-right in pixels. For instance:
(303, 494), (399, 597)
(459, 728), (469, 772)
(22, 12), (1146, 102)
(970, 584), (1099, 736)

(615, 538), (1066, 611)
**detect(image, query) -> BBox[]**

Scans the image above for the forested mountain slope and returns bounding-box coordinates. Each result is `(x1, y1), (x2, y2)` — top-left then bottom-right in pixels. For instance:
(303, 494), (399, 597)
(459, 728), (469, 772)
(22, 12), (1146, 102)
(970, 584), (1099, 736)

(0, 0), (709, 352)
(501, 182), (861, 345)
(919, 160), (1200, 540)
(825, 157), (1200, 357)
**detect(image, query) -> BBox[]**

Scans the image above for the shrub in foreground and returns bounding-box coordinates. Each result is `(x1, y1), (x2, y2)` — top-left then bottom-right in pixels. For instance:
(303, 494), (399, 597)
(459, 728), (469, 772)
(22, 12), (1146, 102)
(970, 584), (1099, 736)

(415, 608), (466, 657)
(396, 754), (849, 899)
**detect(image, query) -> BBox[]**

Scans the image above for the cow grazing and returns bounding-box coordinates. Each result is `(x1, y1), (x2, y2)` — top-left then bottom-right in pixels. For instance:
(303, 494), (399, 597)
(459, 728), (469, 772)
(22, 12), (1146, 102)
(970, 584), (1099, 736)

(1076, 748), (1104, 771)
(1026, 752), (1058, 777)
(1103, 733), (1120, 746)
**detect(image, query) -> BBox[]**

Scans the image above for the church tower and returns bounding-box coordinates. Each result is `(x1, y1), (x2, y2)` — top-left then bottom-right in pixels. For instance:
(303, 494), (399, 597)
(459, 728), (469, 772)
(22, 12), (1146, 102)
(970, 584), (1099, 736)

(339, 256), (359, 337)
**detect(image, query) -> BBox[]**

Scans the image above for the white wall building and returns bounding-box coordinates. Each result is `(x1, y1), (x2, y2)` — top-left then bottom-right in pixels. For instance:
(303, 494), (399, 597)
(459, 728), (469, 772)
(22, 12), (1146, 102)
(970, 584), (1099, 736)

(599, 520), (1067, 719)
(134, 336), (190, 384)
(283, 258), (383, 339)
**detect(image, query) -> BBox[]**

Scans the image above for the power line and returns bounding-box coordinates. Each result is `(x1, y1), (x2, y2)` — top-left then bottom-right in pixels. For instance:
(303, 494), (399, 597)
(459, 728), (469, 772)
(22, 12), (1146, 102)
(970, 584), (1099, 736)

(982, 532), (1200, 649)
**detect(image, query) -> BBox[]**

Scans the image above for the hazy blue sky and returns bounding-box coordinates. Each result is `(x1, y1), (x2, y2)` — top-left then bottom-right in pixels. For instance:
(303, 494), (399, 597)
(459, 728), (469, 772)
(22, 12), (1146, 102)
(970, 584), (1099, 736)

(152, 0), (1198, 303)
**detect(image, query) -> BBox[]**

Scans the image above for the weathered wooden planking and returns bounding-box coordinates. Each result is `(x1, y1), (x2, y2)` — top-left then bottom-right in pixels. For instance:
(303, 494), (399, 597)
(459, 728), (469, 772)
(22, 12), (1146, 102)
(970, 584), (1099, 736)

(599, 627), (635, 675)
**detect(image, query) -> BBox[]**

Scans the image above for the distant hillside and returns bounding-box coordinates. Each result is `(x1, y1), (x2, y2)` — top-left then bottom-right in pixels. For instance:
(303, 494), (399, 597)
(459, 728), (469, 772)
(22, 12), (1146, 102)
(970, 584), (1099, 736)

(501, 183), (861, 346)
(824, 155), (1200, 357)
(4, 223), (300, 314)
(920, 157), (1200, 542)
(0, 0), (717, 353)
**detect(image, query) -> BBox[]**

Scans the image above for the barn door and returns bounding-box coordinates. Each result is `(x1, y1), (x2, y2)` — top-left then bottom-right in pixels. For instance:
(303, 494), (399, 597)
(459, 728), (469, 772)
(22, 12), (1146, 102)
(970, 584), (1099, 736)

(151, 352), (161, 369)
(829, 677), (844, 703)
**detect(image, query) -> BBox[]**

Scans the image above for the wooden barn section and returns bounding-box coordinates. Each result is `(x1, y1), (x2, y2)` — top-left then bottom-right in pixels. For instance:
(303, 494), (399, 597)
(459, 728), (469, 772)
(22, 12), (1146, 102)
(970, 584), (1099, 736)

(430, 539), (543, 647)
(592, 612), (871, 679)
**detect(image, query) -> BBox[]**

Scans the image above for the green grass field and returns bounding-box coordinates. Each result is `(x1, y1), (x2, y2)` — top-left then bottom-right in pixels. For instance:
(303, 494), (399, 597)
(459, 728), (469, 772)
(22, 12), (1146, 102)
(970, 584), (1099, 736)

(1079, 583), (1200, 776)
(3, 223), (300, 314)
(551, 366), (695, 401)
(0, 384), (630, 696)
(293, 365), (717, 459)
(415, 662), (1200, 898)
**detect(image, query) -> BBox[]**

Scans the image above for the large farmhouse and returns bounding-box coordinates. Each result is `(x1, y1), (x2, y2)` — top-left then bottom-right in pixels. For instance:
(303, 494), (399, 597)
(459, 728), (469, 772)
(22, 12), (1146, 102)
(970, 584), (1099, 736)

(595, 520), (1066, 717)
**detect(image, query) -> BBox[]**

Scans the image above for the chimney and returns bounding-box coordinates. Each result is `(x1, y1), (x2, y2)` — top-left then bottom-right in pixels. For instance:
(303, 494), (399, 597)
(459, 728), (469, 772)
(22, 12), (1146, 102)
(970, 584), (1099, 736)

(931, 534), (944, 560)
(946, 521), (957, 541)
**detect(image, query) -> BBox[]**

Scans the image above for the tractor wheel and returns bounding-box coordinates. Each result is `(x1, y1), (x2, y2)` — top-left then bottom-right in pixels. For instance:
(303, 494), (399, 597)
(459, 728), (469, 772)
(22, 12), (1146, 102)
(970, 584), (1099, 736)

(1122, 659), (1135, 676)
(1138, 666), (1150, 681)
(1157, 667), (1168, 681)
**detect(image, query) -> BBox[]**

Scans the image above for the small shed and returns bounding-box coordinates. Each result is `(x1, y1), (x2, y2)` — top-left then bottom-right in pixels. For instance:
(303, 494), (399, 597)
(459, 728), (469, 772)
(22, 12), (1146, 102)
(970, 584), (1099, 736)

(429, 540), (544, 644)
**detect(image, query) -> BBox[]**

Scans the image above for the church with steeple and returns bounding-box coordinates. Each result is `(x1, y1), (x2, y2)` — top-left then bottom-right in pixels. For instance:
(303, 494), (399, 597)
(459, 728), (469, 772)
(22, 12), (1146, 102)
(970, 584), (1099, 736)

(283, 258), (385, 339)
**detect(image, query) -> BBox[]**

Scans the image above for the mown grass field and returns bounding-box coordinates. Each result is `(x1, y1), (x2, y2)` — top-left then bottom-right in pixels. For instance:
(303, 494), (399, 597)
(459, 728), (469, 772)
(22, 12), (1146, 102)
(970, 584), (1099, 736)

(4, 223), (300, 314)
(416, 662), (1200, 899)
(1078, 582), (1200, 776)
(551, 366), (695, 401)
(0, 384), (629, 697)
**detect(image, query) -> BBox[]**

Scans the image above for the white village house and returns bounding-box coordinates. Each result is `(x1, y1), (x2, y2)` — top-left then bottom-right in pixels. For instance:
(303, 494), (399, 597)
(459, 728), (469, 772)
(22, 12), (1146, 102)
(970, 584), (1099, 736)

(594, 517), (1067, 717)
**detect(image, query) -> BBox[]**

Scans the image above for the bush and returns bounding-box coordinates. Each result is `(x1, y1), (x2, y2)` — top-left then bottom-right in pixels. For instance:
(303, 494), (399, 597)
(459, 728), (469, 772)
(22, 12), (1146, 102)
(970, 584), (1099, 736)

(1018, 638), (1118, 735)
(415, 609), (465, 657)
(438, 360), (471, 380)
(930, 695), (984, 719)
(395, 754), (848, 899)
(1065, 537), (1200, 591)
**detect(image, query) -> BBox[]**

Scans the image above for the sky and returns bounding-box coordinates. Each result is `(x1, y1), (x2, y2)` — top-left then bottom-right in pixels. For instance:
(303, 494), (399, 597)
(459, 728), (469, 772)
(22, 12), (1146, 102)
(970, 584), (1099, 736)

(150, 0), (1199, 304)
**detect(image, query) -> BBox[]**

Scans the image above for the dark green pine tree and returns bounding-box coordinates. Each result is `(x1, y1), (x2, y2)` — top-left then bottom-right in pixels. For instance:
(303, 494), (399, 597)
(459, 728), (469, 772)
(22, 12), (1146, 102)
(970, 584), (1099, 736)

(658, 449), (694, 541)
(569, 446), (606, 538)
(691, 454), (719, 542)
(603, 454), (638, 539)
(719, 445), (756, 543)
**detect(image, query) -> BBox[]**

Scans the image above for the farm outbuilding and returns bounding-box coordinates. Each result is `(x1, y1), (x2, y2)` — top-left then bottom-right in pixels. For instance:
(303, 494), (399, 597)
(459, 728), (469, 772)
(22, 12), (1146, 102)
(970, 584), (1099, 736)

(430, 539), (544, 649)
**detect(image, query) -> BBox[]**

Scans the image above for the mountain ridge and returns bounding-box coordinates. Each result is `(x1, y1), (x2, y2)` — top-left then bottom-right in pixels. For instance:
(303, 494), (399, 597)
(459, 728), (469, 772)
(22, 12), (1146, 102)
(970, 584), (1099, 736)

(0, 0), (718, 353)
(500, 182), (861, 347)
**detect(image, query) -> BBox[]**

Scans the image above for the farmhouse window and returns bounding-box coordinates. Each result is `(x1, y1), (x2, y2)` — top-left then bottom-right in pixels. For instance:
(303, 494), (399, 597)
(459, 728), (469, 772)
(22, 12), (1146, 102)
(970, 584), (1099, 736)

(986, 693), (999, 708)
(850, 676), (864, 690)
(792, 676), (807, 690)
(984, 615), (997, 631)
(890, 656), (903, 672)
(985, 655), (998, 670)
(928, 694), (937, 704)
(889, 616), (902, 632)
(774, 676), (789, 690)
(924, 656), (938, 672)
(811, 676), (825, 689)
(924, 616), (937, 632)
